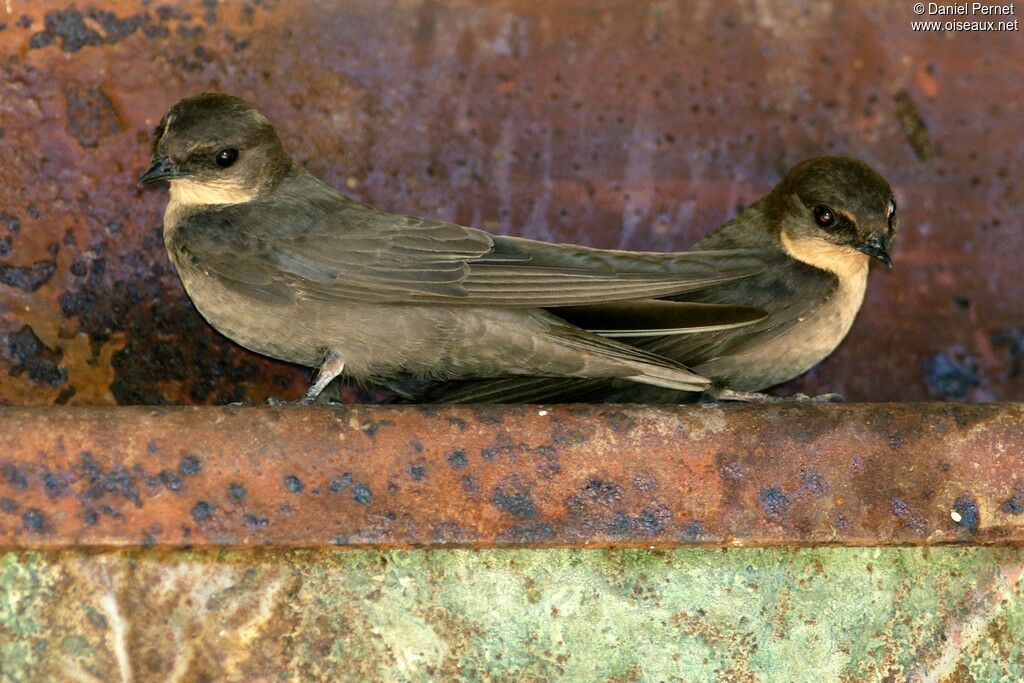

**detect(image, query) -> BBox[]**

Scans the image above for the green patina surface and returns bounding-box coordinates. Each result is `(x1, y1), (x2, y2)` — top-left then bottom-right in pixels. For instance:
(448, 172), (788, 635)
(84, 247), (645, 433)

(1, 548), (1022, 681)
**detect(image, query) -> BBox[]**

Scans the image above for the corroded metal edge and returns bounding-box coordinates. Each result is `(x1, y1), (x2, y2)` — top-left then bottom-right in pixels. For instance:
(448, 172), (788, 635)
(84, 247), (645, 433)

(0, 404), (1022, 548)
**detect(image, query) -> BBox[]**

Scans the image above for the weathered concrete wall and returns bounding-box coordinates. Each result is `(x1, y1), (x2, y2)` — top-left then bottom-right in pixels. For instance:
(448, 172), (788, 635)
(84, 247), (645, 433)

(1, 0), (1022, 405)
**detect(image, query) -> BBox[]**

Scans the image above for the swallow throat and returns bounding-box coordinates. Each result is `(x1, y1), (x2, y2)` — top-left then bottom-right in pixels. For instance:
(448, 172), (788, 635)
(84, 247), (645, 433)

(780, 231), (869, 282)
(169, 178), (258, 208)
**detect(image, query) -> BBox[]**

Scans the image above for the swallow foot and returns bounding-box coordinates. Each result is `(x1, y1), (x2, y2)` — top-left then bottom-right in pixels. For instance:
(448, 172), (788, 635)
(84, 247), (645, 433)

(705, 388), (845, 404)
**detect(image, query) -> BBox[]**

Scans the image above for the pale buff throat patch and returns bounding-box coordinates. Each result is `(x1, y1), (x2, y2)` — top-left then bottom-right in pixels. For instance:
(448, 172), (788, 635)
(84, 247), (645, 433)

(780, 231), (869, 280)
(169, 179), (258, 207)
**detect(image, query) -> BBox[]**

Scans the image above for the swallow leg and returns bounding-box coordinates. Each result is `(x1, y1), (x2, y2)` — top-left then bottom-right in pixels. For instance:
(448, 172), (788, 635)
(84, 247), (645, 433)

(299, 350), (346, 405)
(704, 387), (844, 404)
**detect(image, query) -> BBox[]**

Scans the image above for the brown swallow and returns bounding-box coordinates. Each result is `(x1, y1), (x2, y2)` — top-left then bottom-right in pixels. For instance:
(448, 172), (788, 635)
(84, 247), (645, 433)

(140, 93), (768, 403)
(407, 155), (898, 404)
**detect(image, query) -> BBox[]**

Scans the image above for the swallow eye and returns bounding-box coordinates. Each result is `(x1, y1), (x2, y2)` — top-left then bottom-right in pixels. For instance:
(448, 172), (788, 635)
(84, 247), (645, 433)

(215, 148), (239, 168)
(887, 198), (897, 227)
(813, 205), (836, 229)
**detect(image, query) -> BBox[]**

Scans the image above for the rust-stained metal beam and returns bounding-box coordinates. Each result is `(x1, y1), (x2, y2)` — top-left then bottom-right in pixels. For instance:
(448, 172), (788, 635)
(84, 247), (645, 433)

(0, 404), (1022, 548)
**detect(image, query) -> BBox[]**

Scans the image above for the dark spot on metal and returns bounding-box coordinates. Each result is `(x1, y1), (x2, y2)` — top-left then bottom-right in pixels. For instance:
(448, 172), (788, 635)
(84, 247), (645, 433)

(143, 23), (169, 38)
(156, 6), (179, 21)
(16, 14), (32, 28)
(98, 504), (122, 519)
(80, 452), (140, 505)
(636, 504), (672, 535)
(191, 501), (213, 522)
(607, 511), (632, 535)
(0, 237), (11, 258)
(284, 474), (304, 493)
(34, 7), (150, 52)
(43, 471), (69, 499)
(2, 462), (28, 490)
(408, 463), (426, 481)
(949, 405), (970, 427)
(894, 90), (933, 161)
(332, 535), (349, 546)
(925, 348), (981, 400)
(7, 325), (66, 386)
(0, 498), (17, 513)
(603, 411), (638, 434)
(81, 509), (99, 526)
(244, 513), (269, 528)
(448, 416), (468, 430)
(64, 83), (122, 148)
(759, 487), (789, 515)
(329, 472), (353, 493)
(1001, 493), (1024, 515)
(352, 483), (373, 504)
(22, 509), (45, 534)
(481, 433), (514, 460)
(952, 495), (979, 533)
(158, 469), (183, 493)
(54, 386), (76, 405)
(584, 479), (622, 504)
(26, 206), (39, 220)
(409, 439), (424, 453)
(177, 23), (205, 39)
(28, 29), (54, 47)
(446, 448), (468, 469)
(491, 477), (536, 519)
(889, 434), (903, 449)
(800, 468), (826, 496)
(202, 0), (219, 23)
(461, 475), (479, 493)
(0, 213), (19, 233)
(890, 497), (910, 516)
(147, 441), (159, 454)
(680, 520), (706, 542)
(952, 295), (970, 310)
(179, 455), (202, 476)
(0, 259), (57, 292)
(228, 482), (246, 501)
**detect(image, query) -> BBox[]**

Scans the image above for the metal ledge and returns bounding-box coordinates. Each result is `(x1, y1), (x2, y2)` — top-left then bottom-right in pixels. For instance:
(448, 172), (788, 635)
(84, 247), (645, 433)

(0, 404), (1022, 548)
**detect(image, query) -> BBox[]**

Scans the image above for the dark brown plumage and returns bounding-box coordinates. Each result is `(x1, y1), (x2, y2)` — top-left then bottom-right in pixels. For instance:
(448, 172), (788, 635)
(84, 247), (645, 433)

(140, 93), (771, 402)
(407, 156), (898, 404)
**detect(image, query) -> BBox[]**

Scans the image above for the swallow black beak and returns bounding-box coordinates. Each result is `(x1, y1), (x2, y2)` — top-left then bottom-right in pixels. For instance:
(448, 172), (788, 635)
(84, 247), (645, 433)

(138, 157), (184, 186)
(855, 233), (893, 268)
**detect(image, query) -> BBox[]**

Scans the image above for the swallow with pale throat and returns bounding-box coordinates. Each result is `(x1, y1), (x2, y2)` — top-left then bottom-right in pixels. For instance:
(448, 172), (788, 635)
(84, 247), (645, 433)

(407, 155), (898, 404)
(140, 93), (775, 403)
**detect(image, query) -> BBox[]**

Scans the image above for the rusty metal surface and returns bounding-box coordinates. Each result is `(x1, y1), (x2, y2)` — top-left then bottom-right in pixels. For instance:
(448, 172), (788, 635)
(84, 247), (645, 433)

(0, 403), (1021, 548)
(1, 0), (1023, 406)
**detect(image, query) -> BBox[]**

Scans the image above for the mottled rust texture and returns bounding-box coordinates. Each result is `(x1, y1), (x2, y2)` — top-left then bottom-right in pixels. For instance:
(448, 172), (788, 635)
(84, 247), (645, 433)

(0, 404), (1021, 548)
(0, 1), (1021, 406)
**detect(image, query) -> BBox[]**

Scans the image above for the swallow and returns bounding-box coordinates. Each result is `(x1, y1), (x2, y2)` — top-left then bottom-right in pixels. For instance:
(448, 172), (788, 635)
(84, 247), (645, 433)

(407, 155), (898, 404)
(140, 93), (769, 403)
